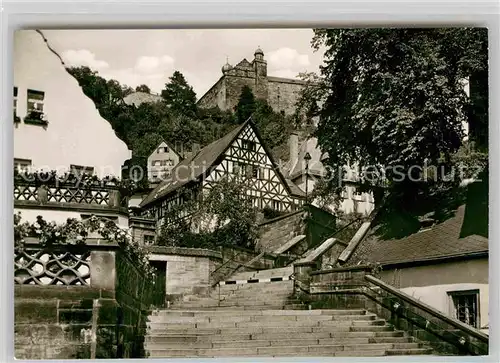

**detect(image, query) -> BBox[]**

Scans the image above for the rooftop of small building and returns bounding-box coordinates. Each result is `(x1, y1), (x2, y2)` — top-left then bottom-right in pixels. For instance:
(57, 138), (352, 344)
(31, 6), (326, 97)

(342, 173), (489, 267)
(122, 92), (163, 107)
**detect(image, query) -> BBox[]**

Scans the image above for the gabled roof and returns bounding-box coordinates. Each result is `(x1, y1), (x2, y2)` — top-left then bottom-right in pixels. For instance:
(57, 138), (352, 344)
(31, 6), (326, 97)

(149, 139), (181, 160)
(344, 204), (488, 267)
(140, 118), (303, 208)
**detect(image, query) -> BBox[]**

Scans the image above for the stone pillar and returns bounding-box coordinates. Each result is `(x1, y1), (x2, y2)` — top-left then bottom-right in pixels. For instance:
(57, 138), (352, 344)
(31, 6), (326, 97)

(108, 189), (121, 208)
(90, 250), (117, 293)
(293, 261), (316, 297)
(38, 185), (48, 204)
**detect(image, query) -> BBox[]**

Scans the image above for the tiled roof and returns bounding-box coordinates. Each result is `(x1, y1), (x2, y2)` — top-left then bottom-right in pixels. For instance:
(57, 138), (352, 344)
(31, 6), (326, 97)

(346, 205), (488, 266)
(123, 92), (163, 106)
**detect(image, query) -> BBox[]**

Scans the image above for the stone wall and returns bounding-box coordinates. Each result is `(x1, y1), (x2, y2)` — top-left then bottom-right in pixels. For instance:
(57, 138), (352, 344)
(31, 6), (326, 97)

(225, 75), (268, 112)
(267, 78), (306, 115)
(197, 67), (306, 116)
(148, 247), (220, 300)
(15, 243), (155, 359)
(196, 77), (226, 110)
(148, 245), (276, 301)
(256, 211), (305, 253)
(129, 217), (156, 245)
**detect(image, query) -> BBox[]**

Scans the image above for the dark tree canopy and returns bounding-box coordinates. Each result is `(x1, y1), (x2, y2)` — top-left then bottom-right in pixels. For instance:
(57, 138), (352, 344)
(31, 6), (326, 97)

(236, 85), (256, 123)
(308, 28), (488, 207)
(67, 66), (300, 185)
(135, 84), (151, 93)
(161, 71), (197, 116)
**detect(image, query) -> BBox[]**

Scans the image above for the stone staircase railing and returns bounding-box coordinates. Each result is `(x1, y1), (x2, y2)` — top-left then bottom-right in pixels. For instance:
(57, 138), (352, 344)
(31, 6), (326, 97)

(15, 238), (161, 359)
(292, 264), (489, 356)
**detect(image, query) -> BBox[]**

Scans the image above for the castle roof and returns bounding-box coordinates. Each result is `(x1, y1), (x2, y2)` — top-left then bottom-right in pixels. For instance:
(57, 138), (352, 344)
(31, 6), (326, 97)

(123, 92), (163, 107)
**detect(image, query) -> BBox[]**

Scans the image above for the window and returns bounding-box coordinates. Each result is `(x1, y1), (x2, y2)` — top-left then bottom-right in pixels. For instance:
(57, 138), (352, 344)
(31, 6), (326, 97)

(272, 200), (281, 211)
(25, 89), (47, 125)
(27, 89), (45, 113)
(233, 161), (241, 175)
(448, 290), (480, 328)
(13, 87), (19, 122)
(157, 146), (169, 153)
(144, 234), (155, 245)
(70, 164), (94, 177)
(353, 189), (364, 201)
(159, 160), (174, 167)
(252, 165), (259, 178)
(242, 140), (256, 151)
(14, 158), (31, 173)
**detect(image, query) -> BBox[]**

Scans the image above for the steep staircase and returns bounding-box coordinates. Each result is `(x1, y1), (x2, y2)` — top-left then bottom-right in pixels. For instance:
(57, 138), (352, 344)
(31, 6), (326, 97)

(146, 267), (434, 358)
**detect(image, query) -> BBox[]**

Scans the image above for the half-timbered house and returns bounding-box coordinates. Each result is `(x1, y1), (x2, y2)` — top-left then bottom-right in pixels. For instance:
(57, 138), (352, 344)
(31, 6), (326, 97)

(139, 119), (305, 227)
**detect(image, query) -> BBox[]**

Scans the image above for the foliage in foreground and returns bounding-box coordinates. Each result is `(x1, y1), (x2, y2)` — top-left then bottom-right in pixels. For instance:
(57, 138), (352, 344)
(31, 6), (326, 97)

(157, 176), (259, 250)
(14, 213), (154, 278)
(297, 28), (488, 210)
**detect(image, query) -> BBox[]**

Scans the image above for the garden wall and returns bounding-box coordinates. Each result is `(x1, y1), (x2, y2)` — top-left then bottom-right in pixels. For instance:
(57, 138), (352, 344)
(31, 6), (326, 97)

(15, 242), (156, 359)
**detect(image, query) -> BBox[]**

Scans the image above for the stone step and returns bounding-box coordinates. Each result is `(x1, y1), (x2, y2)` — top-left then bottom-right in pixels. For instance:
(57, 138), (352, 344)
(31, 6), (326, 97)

(229, 267), (293, 280)
(369, 337), (414, 343)
(215, 292), (293, 300)
(153, 309), (367, 317)
(179, 298), (300, 305)
(386, 348), (433, 355)
(375, 331), (404, 337)
(150, 312), (361, 324)
(146, 337), (378, 350)
(168, 304), (308, 311)
(147, 343), (399, 357)
(148, 324), (362, 335)
(350, 325), (394, 332)
(147, 330), (387, 343)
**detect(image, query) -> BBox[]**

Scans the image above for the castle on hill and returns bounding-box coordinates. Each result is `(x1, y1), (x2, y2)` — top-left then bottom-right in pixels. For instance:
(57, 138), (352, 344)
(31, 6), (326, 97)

(197, 47), (308, 116)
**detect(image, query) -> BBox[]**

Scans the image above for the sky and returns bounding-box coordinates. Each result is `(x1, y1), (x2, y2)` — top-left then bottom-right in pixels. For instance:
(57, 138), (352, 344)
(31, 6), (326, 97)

(42, 29), (325, 98)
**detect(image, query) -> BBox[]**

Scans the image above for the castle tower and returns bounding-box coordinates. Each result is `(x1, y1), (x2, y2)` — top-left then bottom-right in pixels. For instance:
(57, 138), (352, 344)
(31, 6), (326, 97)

(253, 47), (268, 101)
(253, 47), (267, 77)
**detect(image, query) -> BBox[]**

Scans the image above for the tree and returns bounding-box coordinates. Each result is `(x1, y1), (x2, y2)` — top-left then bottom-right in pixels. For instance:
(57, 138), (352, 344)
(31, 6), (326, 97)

(236, 85), (256, 123)
(135, 84), (151, 93)
(157, 176), (259, 249)
(309, 28), (488, 208)
(161, 71), (197, 116)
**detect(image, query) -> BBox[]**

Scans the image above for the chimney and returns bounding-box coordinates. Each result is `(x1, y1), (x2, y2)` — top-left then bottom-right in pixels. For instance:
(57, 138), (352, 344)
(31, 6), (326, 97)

(175, 141), (184, 158)
(289, 132), (299, 171)
(192, 143), (200, 155)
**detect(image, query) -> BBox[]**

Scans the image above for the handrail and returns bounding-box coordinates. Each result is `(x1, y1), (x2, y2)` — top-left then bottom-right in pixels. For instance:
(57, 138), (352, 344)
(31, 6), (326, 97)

(365, 274), (489, 343)
(210, 250), (246, 278)
(285, 217), (363, 267)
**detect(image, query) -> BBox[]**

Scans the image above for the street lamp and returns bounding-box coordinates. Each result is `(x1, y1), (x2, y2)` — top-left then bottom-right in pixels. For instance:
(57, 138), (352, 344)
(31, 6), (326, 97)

(304, 152), (312, 206)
